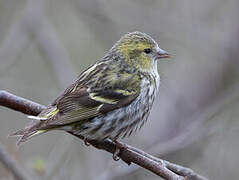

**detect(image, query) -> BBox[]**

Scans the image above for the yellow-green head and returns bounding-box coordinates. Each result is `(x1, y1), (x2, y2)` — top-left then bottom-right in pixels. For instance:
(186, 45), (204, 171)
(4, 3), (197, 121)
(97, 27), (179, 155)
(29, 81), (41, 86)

(112, 31), (170, 72)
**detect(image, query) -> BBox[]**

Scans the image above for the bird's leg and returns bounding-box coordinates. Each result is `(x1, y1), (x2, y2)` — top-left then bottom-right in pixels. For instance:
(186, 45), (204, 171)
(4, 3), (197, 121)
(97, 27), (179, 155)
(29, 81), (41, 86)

(83, 137), (90, 146)
(112, 140), (127, 161)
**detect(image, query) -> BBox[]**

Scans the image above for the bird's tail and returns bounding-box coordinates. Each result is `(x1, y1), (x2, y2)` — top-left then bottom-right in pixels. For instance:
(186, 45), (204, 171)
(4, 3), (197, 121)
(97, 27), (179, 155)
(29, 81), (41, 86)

(9, 129), (46, 146)
(9, 116), (47, 146)
(9, 106), (60, 146)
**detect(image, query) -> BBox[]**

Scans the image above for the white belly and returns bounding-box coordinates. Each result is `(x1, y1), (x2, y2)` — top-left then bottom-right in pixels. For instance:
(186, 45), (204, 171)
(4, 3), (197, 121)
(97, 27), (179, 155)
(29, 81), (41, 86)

(76, 75), (160, 140)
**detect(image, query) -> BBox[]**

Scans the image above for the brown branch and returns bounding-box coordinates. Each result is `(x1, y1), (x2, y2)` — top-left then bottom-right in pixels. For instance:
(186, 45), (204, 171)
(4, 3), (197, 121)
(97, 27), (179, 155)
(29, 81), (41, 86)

(0, 91), (45, 116)
(0, 90), (209, 180)
(103, 82), (239, 180)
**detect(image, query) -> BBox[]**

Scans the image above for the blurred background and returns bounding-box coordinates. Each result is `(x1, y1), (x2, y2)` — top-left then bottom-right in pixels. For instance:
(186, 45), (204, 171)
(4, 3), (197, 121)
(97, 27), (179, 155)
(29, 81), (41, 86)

(0, 0), (239, 179)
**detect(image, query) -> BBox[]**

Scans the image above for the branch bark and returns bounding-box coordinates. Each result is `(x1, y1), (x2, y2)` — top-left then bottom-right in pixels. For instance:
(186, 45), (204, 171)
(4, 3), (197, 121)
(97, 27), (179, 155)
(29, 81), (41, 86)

(0, 90), (209, 180)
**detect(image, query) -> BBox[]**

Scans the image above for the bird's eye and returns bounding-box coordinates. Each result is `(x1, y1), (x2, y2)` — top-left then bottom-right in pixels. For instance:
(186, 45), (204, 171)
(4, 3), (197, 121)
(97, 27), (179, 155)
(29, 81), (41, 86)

(144, 48), (151, 54)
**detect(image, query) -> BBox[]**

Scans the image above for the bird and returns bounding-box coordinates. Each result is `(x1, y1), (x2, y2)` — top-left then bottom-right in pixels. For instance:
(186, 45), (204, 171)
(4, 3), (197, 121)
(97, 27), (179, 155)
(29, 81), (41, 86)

(10, 31), (170, 159)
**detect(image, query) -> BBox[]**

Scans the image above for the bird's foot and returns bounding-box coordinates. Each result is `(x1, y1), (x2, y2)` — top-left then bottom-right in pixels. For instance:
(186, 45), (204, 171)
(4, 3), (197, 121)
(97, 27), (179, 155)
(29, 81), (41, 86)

(83, 137), (90, 146)
(112, 140), (127, 161)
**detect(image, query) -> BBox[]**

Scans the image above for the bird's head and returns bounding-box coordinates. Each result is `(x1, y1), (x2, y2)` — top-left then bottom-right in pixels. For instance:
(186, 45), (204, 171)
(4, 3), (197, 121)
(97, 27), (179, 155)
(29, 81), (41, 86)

(112, 31), (170, 73)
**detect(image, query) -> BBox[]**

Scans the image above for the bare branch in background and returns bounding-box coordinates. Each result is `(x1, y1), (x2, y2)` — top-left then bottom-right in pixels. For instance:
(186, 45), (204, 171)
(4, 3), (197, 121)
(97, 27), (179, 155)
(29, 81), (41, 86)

(71, 0), (120, 49)
(0, 0), (75, 85)
(0, 90), (209, 180)
(0, 15), (29, 74)
(0, 142), (31, 180)
(24, 0), (76, 87)
(149, 81), (239, 153)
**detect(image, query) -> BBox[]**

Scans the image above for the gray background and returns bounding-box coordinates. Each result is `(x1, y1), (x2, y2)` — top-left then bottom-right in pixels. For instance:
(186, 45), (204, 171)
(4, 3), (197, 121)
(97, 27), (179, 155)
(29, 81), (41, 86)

(1, 0), (239, 179)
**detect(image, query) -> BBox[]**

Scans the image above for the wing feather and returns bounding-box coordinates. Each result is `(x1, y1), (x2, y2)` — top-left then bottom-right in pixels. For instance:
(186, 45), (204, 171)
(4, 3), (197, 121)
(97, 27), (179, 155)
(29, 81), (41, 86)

(36, 62), (141, 129)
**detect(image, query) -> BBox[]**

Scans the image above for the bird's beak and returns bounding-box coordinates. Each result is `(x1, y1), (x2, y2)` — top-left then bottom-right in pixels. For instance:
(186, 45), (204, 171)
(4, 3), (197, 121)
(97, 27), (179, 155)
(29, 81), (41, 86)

(156, 48), (171, 59)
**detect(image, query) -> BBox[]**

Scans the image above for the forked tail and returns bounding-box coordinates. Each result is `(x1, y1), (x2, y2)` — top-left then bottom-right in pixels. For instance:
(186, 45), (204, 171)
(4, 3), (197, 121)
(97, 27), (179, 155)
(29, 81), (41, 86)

(9, 117), (47, 146)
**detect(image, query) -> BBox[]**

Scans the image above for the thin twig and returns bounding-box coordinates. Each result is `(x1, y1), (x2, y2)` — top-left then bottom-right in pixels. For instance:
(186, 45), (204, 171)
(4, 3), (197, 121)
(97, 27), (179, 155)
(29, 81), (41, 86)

(0, 90), (209, 180)
(164, 161), (208, 180)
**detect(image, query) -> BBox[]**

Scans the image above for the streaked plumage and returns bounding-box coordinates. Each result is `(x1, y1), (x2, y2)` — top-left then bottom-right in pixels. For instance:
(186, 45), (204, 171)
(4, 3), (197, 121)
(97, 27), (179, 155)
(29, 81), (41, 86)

(10, 31), (170, 145)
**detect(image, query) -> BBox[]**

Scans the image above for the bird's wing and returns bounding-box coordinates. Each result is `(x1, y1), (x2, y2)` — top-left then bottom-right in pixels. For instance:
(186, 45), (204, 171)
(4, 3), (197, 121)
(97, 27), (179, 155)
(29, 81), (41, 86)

(36, 62), (141, 128)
